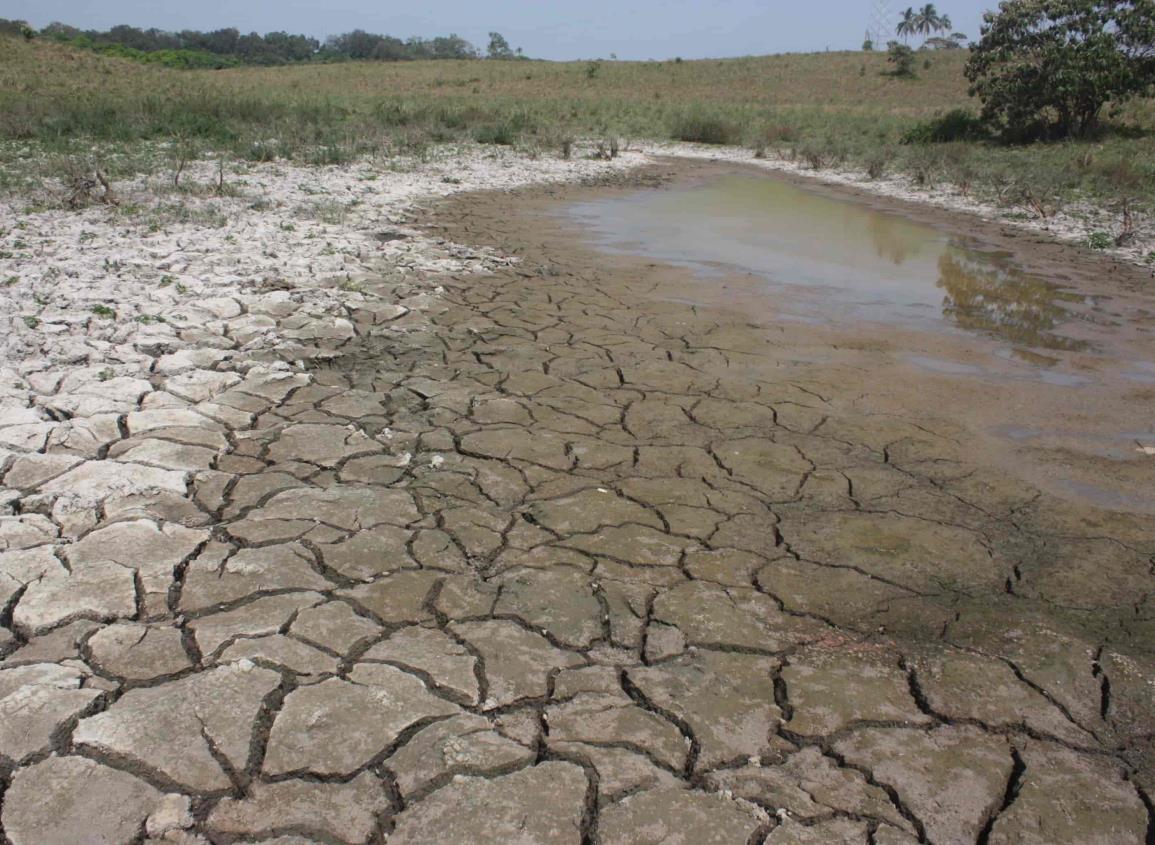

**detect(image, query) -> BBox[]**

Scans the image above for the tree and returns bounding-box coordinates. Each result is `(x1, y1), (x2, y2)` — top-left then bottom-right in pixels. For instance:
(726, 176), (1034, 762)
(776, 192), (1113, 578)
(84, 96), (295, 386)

(965, 0), (1155, 139)
(487, 31), (514, 59)
(896, 7), (918, 41)
(887, 40), (918, 75)
(916, 4), (942, 37)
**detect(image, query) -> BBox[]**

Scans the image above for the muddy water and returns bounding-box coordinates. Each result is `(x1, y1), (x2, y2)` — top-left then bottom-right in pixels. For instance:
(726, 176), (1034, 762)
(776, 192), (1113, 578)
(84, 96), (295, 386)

(568, 172), (1107, 353)
(566, 167), (1155, 514)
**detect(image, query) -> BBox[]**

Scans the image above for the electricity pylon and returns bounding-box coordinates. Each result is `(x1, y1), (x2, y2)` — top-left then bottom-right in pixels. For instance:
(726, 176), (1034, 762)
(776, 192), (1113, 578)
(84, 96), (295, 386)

(867, 0), (896, 46)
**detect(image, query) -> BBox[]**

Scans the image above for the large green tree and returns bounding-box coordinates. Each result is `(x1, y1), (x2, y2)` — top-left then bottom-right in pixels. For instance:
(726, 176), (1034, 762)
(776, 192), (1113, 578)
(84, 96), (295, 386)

(965, 0), (1155, 139)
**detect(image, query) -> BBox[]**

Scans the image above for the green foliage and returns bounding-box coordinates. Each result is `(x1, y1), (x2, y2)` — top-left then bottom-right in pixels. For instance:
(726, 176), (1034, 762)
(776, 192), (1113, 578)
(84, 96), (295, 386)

(670, 111), (741, 144)
(487, 32), (515, 60)
(473, 114), (534, 145)
(886, 42), (917, 77)
(1086, 231), (1113, 248)
(901, 108), (988, 142)
(32, 18), (484, 67)
(966, 0), (1155, 140)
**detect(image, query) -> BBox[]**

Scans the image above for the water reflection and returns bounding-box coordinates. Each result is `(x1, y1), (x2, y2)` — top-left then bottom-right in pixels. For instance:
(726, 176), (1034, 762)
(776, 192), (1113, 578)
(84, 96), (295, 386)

(567, 173), (1090, 351)
(936, 248), (1089, 350)
(869, 213), (923, 266)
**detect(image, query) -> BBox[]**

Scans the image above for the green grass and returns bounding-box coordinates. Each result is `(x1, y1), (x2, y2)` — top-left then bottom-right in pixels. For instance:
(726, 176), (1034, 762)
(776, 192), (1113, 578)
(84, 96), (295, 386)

(1, 36), (1153, 213)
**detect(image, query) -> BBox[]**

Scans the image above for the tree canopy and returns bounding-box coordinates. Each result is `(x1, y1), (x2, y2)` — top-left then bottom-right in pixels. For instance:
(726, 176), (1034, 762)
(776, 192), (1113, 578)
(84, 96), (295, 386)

(0, 19), (513, 66)
(965, 0), (1155, 139)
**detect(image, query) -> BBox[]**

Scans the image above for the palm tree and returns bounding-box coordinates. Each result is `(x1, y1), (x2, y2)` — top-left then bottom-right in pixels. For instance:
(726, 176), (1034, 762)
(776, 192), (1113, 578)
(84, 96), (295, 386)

(916, 4), (941, 38)
(896, 7), (917, 42)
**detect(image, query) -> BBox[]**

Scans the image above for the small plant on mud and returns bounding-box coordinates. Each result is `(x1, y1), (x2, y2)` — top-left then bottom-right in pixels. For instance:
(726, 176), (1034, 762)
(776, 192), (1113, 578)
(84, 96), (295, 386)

(22, 316), (39, 329)
(97, 367), (115, 381)
(91, 304), (116, 319)
(65, 168), (117, 209)
(1086, 231), (1113, 250)
(3, 276), (17, 287)
(592, 137), (620, 160)
(798, 145), (827, 170)
(170, 136), (198, 189)
(865, 151), (892, 180)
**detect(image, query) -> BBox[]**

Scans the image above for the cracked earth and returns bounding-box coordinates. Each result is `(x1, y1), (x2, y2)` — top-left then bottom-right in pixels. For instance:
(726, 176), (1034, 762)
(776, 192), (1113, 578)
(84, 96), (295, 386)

(1, 151), (1153, 845)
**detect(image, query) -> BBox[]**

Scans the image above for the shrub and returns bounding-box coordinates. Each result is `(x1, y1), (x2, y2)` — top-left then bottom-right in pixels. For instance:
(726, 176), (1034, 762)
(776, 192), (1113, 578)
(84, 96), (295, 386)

(886, 42), (916, 77)
(966, 0), (1155, 140)
(865, 150), (892, 179)
(901, 109), (988, 143)
(473, 114), (533, 145)
(1087, 231), (1113, 249)
(671, 111), (740, 145)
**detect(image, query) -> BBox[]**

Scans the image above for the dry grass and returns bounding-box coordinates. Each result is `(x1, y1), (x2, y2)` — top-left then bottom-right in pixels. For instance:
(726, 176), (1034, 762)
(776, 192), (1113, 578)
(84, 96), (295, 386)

(2, 37), (1153, 213)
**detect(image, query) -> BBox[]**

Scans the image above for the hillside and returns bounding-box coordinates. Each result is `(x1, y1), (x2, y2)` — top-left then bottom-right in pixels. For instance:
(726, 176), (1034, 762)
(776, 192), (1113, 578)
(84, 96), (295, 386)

(1, 37), (1152, 214)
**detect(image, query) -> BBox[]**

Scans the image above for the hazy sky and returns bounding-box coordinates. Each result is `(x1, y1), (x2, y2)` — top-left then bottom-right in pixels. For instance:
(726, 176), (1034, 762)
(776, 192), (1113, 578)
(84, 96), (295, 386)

(8, 0), (996, 60)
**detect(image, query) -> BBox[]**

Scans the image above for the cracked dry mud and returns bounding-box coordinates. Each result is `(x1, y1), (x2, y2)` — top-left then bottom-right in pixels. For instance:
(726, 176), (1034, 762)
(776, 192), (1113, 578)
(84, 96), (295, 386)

(1, 159), (1154, 845)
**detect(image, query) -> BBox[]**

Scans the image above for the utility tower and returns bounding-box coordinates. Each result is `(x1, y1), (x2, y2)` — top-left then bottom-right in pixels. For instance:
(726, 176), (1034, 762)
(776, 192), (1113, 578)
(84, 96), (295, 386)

(867, 0), (896, 46)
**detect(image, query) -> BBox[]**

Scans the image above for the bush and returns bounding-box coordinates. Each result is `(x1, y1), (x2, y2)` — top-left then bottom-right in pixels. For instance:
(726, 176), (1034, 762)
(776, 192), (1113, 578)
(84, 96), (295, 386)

(966, 0), (1155, 140)
(473, 114), (533, 145)
(670, 111), (741, 145)
(901, 109), (988, 144)
(886, 42), (916, 77)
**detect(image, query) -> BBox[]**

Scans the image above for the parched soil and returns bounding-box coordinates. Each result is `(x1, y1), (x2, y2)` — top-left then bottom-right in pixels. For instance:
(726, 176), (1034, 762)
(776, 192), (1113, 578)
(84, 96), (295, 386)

(1, 157), (1153, 845)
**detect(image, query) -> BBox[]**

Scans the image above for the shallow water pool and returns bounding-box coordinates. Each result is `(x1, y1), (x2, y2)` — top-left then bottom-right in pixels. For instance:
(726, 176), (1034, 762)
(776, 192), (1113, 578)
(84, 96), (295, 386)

(567, 172), (1096, 351)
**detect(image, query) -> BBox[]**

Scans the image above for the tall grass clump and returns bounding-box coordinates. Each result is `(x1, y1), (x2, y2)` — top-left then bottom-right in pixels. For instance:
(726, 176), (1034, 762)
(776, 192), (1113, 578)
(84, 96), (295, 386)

(670, 109), (742, 145)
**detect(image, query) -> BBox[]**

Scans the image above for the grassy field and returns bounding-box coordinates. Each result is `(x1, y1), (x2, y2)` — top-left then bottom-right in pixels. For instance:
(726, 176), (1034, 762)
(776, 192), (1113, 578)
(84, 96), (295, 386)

(2, 36), (1154, 215)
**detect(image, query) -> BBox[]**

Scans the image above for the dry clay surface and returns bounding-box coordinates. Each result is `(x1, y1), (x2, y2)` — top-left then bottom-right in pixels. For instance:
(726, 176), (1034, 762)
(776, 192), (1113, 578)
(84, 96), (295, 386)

(0, 148), (1153, 845)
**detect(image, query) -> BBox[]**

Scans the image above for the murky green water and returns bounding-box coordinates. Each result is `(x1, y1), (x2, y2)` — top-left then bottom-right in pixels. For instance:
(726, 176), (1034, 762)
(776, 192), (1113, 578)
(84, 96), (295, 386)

(568, 173), (1093, 351)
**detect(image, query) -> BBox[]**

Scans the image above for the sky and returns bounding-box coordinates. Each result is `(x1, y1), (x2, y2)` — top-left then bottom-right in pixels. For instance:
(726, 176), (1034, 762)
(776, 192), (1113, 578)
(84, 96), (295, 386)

(6, 0), (996, 61)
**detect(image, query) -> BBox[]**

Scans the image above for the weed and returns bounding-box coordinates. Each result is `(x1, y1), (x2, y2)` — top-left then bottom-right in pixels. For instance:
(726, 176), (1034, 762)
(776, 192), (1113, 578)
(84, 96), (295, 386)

(671, 111), (740, 145)
(3, 275), (17, 286)
(865, 151), (891, 179)
(22, 315), (38, 328)
(1087, 231), (1113, 249)
(91, 303), (116, 319)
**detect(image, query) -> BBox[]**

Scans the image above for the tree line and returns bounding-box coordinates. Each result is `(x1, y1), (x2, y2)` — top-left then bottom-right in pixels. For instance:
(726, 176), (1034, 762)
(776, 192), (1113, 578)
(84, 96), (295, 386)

(0, 18), (525, 67)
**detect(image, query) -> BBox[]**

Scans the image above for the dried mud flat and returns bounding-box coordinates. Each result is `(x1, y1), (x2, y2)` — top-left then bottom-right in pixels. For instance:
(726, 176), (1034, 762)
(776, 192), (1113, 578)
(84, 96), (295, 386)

(0, 151), (1153, 845)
